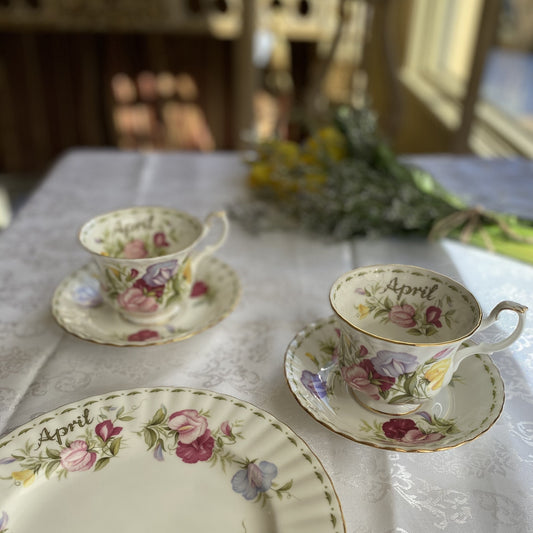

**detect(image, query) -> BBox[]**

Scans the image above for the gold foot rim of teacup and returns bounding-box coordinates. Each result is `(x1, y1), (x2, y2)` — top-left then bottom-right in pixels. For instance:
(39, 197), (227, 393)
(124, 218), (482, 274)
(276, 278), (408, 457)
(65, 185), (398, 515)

(116, 303), (183, 327)
(348, 386), (422, 417)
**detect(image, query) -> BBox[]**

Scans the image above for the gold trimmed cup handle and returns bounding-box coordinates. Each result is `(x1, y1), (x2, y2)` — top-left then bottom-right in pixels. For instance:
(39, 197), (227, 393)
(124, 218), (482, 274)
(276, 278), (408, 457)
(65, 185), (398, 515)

(454, 300), (528, 366)
(190, 210), (229, 272)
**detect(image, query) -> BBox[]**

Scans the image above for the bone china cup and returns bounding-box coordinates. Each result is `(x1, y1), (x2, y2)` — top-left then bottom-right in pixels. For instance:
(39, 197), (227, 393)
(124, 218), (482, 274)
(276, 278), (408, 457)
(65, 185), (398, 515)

(330, 264), (528, 415)
(79, 206), (229, 325)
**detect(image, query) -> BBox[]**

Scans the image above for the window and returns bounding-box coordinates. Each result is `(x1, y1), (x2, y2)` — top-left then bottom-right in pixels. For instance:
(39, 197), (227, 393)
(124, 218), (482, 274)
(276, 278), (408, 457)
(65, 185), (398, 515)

(402, 0), (533, 157)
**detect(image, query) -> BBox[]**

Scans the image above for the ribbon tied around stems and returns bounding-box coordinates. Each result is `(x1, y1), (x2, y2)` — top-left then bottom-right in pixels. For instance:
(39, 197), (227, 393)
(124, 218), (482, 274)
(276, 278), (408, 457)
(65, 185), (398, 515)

(428, 205), (533, 252)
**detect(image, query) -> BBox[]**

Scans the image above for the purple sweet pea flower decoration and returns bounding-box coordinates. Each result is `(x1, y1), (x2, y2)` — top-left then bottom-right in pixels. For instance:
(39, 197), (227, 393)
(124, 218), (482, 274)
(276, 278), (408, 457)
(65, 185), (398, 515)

(301, 370), (327, 399)
(142, 260), (178, 287)
(370, 350), (418, 378)
(72, 284), (103, 308)
(0, 511), (8, 531)
(153, 441), (164, 461)
(417, 411), (433, 423)
(231, 461), (278, 500)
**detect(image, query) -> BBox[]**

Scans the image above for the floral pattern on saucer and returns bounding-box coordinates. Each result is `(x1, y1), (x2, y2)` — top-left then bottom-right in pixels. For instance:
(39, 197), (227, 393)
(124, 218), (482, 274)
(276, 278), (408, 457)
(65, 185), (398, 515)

(51, 256), (240, 346)
(0, 388), (344, 532)
(285, 316), (505, 452)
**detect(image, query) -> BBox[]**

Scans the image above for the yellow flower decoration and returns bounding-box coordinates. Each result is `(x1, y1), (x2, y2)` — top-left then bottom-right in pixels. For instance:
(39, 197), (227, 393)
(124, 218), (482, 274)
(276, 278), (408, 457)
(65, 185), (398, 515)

(274, 140), (300, 168)
(183, 259), (192, 284)
(425, 358), (452, 391)
(303, 173), (327, 192)
(357, 304), (370, 319)
(248, 161), (273, 188)
(317, 126), (348, 161)
(304, 352), (320, 366)
(12, 469), (35, 487)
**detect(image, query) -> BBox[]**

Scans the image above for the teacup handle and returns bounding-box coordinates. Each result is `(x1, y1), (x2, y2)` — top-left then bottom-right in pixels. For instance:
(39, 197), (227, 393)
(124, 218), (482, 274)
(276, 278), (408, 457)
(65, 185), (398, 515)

(454, 301), (528, 366)
(190, 210), (229, 272)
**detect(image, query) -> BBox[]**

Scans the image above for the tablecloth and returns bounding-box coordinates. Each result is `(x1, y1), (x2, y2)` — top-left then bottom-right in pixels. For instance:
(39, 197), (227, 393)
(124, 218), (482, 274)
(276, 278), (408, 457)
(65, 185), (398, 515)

(0, 149), (532, 532)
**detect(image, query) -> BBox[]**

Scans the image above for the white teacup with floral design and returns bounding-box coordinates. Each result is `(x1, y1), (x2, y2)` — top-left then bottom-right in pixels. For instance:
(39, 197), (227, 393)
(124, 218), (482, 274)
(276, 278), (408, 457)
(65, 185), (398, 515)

(330, 264), (527, 415)
(79, 206), (229, 325)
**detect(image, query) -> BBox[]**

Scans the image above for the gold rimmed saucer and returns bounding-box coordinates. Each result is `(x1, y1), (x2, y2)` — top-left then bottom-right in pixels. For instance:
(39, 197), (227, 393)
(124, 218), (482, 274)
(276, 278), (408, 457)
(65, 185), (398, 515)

(51, 256), (240, 347)
(284, 316), (505, 452)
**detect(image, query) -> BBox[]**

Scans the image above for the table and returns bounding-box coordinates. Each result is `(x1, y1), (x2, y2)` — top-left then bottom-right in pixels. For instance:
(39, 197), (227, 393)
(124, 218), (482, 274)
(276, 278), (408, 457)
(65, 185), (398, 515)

(0, 149), (532, 532)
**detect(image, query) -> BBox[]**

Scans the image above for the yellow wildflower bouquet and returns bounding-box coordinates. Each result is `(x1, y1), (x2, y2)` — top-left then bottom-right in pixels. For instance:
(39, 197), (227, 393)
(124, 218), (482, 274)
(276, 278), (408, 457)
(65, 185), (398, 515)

(245, 106), (461, 238)
(240, 105), (533, 264)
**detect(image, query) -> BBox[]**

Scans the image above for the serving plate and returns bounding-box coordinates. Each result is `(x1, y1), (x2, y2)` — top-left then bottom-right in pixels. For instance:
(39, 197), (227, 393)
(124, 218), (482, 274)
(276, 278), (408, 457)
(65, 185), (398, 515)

(0, 387), (344, 532)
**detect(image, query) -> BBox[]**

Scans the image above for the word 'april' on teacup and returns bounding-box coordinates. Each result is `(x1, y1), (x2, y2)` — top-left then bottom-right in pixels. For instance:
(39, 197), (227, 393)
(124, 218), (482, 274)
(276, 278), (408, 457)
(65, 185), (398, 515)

(79, 206), (229, 325)
(329, 264), (527, 416)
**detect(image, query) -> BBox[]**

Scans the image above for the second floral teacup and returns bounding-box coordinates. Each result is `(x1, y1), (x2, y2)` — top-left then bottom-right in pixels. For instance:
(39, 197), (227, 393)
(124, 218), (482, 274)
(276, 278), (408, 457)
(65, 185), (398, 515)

(330, 264), (527, 415)
(79, 206), (229, 325)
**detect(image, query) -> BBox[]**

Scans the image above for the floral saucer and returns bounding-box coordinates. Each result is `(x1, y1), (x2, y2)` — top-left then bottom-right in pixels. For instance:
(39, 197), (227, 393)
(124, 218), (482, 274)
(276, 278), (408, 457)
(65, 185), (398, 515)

(284, 316), (505, 452)
(51, 256), (241, 346)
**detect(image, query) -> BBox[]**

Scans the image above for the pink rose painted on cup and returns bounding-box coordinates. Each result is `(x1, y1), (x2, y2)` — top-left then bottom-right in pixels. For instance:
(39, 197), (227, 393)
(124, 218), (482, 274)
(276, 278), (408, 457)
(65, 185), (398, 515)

(426, 306), (443, 328)
(95, 420), (122, 442)
(389, 304), (416, 328)
(60, 440), (97, 472)
(133, 278), (165, 298)
(153, 232), (169, 247)
(122, 239), (148, 259)
(168, 409), (208, 444)
(117, 287), (158, 313)
(341, 359), (394, 400)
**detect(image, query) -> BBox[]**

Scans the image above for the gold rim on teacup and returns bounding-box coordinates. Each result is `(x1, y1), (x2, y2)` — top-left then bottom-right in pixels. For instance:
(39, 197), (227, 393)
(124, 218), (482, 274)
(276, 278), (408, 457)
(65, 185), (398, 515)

(329, 264), (527, 416)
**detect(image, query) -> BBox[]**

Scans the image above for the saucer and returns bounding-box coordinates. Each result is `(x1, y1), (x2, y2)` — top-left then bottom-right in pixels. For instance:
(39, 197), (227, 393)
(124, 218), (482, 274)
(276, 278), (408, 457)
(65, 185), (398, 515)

(51, 256), (241, 346)
(284, 316), (505, 452)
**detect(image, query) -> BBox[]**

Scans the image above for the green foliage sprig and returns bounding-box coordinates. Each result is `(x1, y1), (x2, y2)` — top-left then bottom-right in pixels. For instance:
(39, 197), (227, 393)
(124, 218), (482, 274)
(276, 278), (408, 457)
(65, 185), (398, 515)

(239, 105), (462, 240)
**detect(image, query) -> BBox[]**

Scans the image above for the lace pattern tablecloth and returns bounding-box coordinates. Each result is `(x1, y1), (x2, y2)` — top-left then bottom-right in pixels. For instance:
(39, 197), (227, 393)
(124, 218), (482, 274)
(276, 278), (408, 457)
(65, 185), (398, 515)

(0, 150), (532, 532)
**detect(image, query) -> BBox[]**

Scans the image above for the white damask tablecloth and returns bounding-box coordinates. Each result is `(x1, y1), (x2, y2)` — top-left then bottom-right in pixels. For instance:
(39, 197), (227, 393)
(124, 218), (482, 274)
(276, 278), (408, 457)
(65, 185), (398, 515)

(0, 150), (532, 532)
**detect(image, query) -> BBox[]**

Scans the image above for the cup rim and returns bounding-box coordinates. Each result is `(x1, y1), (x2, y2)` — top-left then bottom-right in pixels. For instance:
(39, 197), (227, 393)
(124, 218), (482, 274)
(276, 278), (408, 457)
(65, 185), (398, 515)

(78, 205), (204, 262)
(329, 263), (483, 347)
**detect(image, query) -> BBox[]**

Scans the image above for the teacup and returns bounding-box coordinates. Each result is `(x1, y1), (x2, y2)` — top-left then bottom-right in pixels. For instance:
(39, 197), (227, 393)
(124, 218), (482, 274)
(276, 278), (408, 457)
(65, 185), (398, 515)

(330, 264), (527, 415)
(79, 206), (229, 325)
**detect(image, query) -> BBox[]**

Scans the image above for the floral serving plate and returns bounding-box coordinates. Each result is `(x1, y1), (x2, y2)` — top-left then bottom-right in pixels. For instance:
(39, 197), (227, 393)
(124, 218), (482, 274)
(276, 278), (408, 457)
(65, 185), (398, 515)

(51, 256), (241, 346)
(284, 316), (505, 452)
(0, 387), (345, 532)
